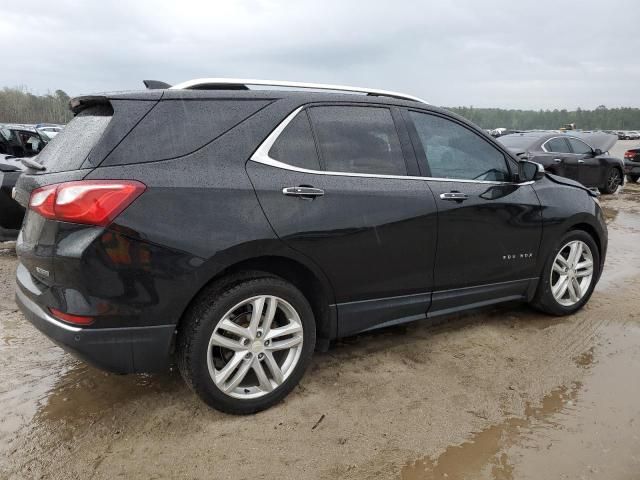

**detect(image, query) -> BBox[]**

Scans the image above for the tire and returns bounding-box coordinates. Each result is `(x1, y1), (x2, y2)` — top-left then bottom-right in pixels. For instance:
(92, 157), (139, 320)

(177, 274), (316, 414)
(627, 174), (639, 183)
(598, 167), (622, 194)
(530, 230), (600, 316)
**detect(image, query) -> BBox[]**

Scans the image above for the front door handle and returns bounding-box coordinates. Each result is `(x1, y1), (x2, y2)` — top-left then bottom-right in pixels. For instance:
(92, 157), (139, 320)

(553, 158), (563, 163)
(440, 191), (468, 201)
(578, 159), (585, 164)
(282, 186), (325, 198)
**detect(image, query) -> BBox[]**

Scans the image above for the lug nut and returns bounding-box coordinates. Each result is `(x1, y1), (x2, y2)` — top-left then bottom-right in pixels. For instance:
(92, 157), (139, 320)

(258, 353), (264, 360)
(256, 330), (262, 338)
(245, 353), (251, 359)
(264, 340), (270, 346)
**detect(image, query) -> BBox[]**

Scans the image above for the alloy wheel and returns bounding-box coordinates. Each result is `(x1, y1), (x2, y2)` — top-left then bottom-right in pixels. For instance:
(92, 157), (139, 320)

(207, 295), (304, 399)
(550, 240), (594, 307)
(607, 169), (621, 192)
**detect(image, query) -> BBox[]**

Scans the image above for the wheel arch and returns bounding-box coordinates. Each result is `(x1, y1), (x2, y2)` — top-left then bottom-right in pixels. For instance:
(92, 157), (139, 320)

(175, 253), (337, 351)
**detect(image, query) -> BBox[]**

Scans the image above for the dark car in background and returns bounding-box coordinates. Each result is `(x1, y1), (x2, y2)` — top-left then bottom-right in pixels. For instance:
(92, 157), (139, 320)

(0, 125), (49, 158)
(498, 131), (624, 194)
(623, 146), (640, 182)
(0, 153), (26, 241)
(13, 79), (608, 414)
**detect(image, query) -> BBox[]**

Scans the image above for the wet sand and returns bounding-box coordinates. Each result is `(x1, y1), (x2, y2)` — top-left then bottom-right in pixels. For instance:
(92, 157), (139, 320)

(1, 145), (639, 479)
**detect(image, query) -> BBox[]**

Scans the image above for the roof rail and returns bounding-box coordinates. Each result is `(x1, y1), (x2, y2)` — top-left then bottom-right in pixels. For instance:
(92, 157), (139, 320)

(170, 78), (428, 104)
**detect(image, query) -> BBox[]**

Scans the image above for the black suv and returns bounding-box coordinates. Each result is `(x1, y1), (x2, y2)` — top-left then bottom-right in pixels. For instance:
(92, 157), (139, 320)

(14, 80), (607, 414)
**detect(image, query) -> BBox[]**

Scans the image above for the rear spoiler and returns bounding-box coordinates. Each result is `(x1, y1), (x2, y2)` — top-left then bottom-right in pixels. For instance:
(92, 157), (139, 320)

(68, 95), (110, 114)
(143, 80), (172, 89)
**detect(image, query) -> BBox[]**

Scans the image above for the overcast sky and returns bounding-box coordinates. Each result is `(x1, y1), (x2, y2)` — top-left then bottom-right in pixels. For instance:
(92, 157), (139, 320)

(2, 0), (639, 109)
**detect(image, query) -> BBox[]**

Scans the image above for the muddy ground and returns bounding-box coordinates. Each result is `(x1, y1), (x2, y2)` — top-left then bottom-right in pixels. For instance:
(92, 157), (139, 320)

(1, 142), (639, 479)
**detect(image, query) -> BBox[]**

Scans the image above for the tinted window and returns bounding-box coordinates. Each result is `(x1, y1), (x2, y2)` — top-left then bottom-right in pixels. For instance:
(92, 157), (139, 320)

(409, 111), (510, 181)
(309, 106), (406, 175)
(545, 137), (571, 153)
(567, 138), (592, 155)
(269, 111), (320, 170)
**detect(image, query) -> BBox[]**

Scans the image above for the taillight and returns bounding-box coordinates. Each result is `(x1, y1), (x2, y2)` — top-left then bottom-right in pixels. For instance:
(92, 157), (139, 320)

(49, 307), (94, 326)
(29, 180), (146, 226)
(624, 150), (635, 159)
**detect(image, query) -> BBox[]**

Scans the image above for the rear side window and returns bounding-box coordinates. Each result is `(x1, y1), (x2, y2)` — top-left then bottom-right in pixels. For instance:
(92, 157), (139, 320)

(544, 137), (571, 153)
(409, 111), (510, 181)
(37, 105), (113, 173)
(308, 106), (406, 176)
(269, 111), (320, 170)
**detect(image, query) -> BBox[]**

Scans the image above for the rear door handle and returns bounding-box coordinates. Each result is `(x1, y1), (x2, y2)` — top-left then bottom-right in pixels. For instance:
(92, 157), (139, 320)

(578, 159), (585, 164)
(282, 186), (325, 198)
(440, 192), (468, 201)
(553, 158), (563, 163)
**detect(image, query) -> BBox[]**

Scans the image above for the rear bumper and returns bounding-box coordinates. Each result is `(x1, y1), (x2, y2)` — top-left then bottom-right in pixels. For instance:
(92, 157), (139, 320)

(624, 161), (640, 175)
(15, 283), (175, 374)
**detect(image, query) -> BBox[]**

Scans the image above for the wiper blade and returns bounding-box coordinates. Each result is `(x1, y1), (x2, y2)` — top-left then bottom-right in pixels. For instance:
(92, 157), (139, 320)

(20, 157), (46, 171)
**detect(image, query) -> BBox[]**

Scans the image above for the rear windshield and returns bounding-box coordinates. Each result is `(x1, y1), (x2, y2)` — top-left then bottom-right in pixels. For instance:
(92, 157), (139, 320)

(497, 135), (538, 150)
(37, 104), (113, 172)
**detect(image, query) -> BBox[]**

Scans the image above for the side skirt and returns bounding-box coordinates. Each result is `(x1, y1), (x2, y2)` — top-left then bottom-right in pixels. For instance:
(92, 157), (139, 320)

(333, 278), (539, 338)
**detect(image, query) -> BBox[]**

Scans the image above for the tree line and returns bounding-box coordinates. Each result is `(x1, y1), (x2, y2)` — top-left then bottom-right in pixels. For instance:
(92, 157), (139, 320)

(448, 105), (640, 131)
(2, 86), (640, 131)
(0, 87), (73, 124)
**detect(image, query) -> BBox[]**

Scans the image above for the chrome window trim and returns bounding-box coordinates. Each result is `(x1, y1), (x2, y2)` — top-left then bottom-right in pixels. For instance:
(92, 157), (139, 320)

(170, 78), (428, 104)
(249, 107), (534, 186)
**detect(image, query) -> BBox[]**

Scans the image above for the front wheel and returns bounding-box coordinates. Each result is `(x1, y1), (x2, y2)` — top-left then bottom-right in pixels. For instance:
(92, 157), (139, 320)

(530, 230), (600, 316)
(599, 168), (622, 194)
(177, 275), (316, 414)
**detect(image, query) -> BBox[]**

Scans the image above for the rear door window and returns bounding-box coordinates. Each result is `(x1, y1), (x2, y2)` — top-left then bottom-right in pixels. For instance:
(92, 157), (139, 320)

(308, 106), (407, 176)
(544, 137), (572, 153)
(37, 105), (113, 172)
(268, 110), (320, 170)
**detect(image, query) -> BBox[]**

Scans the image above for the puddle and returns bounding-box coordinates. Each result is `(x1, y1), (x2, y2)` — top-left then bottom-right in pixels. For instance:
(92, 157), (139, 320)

(400, 384), (581, 480)
(401, 322), (640, 480)
(36, 365), (182, 425)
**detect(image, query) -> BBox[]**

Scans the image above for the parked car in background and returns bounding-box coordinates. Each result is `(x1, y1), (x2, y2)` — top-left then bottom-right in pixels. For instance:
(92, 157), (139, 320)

(623, 146), (640, 182)
(0, 125), (49, 157)
(36, 123), (64, 139)
(13, 79), (608, 414)
(618, 131), (640, 140)
(0, 153), (26, 241)
(498, 131), (623, 194)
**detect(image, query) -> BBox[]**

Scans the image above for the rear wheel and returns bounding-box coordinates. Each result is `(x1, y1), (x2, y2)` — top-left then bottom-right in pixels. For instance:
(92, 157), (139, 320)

(599, 167), (622, 194)
(627, 174), (639, 183)
(531, 230), (600, 316)
(177, 275), (316, 414)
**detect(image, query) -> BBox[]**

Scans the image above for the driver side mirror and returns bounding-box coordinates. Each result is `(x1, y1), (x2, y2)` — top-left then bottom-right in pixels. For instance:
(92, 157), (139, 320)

(518, 160), (545, 182)
(593, 148), (603, 157)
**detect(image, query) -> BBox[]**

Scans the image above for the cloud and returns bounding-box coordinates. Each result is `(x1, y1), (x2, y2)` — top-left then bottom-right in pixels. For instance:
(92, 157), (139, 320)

(1, 0), (638, 109)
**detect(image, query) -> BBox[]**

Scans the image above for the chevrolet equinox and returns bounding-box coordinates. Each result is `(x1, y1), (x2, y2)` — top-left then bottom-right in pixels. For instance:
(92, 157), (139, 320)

(13, 79), (608, 414)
